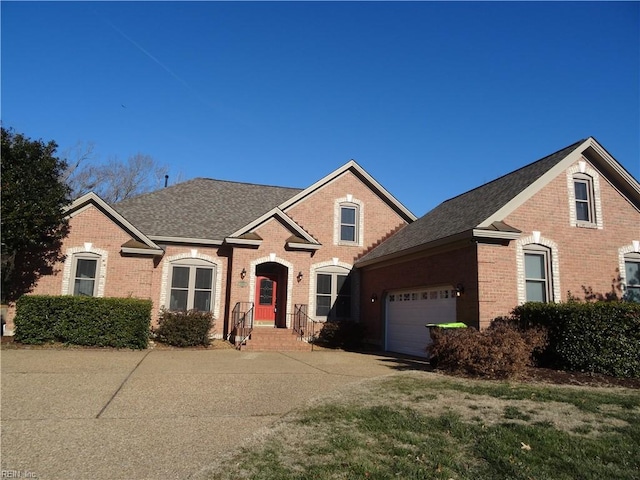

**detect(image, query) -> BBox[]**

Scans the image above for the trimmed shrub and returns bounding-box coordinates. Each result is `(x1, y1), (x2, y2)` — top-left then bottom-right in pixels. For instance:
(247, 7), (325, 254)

(316, 320), (365, 349)
(14, 295), (151, 349)
(154, 309), (214, 347)
(427, 320), (548, 379)
(513, 301), (640, 378)
(14, 295), (60, 344)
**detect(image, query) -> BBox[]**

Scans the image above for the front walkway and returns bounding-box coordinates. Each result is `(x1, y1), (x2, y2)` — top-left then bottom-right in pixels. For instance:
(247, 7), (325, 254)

(0, 348), (429, 480)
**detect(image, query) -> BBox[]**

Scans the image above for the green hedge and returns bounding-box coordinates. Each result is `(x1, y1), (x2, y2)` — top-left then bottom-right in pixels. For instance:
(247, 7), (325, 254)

(316, 320), (365, 349)
(14, 295), (152, 349)
(153, 309), (214, 347)
(512, 301), (640, 378)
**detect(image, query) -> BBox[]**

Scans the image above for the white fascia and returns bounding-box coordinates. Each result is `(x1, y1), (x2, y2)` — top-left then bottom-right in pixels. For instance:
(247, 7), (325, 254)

(67, 192), (163, 252)
(149, 236), (223, 246)
(278, 160), (417, 222)
(228, 208), (319, 245)
(477, 139), (592, 228)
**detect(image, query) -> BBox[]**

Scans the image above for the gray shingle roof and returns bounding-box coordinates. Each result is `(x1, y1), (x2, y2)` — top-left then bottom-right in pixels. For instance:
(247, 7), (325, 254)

(356, 139), (585, 265)
(113, 178), (302, 241)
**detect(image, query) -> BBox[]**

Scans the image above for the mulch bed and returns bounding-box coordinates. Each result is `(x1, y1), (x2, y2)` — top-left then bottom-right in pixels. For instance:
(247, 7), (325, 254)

(517, 366), (640, 389)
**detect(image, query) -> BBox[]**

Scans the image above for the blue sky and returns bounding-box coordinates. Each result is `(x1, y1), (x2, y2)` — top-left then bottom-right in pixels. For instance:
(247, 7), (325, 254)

(2, 1), (638, 216)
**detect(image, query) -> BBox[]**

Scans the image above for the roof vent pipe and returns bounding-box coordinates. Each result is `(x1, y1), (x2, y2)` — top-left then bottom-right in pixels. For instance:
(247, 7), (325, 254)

(164, 175), (169, 188)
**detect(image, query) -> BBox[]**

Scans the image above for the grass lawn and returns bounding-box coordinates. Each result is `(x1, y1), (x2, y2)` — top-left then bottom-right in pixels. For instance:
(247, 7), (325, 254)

(198, 372), (640, 480)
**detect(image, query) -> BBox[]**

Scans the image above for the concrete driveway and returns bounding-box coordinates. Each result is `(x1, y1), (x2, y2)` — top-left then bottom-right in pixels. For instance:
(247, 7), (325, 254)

(1, 347), (429, 479)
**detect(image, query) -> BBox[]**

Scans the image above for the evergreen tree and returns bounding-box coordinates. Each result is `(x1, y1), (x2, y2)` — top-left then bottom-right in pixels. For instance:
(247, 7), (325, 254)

(1, 127), (71, 302)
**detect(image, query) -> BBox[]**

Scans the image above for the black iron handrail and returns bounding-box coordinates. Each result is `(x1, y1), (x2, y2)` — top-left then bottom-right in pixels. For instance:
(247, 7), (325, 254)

(293, 304), (318, 345)
(231, 301), (254, 348)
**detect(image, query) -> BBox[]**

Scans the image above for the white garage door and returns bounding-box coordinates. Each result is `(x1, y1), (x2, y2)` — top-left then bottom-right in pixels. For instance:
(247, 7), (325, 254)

(386, 287), (457, 357)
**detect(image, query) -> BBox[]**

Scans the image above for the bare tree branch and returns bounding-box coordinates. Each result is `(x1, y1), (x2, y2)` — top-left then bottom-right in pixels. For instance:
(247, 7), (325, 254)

(62, 148), (170, 203)
(60, 141), (97, 198)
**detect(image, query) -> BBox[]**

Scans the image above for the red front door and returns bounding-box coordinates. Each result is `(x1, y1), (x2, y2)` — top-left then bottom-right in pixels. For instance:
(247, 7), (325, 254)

(255, 275), (277, 325)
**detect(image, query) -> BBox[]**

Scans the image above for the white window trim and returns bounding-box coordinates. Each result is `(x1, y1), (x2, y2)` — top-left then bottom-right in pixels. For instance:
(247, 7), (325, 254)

(160, 252), (223, 319)
(618, 241), (640, 299)
(516, 233), (561, 304)
(566, 160), (603, 229)
(523, 246), (553, 302)
(62, 245), (108, 297)
(169, 261), (216, 311)
(334, 196), (364, 247)
(309, 259), (359, 322)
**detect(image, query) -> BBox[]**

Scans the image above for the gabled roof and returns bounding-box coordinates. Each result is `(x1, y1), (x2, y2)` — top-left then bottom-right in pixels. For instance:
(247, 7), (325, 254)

(66, 192), (164, 255)
(113, 178), (302, 244)
(279, 159), (417, 223)
(356, 137), (640, 267)
(227, 207), (320, 248)
(222, 160), (416, 246)
(113, 161), (416, 245)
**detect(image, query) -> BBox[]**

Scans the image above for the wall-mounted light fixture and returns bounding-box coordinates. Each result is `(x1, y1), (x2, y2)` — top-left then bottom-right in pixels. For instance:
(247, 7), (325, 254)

(455, 283), (464, 297)
(297, 271), (304, 282)
(240, 268), (247, 280)
(370, 293), (378, 303)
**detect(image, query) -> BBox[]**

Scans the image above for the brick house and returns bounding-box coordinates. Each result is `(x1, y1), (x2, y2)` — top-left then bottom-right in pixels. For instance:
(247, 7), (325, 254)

(356, 137), (640, 357)
(4, 161), (415, 349)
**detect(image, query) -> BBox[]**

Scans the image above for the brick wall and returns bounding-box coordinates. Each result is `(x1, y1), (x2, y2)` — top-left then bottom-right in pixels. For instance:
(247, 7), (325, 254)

(154, 245), (229, 334)
(483, 158), (640, 324)
(286, 171), (408, 263)
(228, 170), (410, 331)
(4, 205), (157, 333)
(4, 169), (411, 339)
(3, 205), (230, 334)
(358, 157), (640, 345)
(359, 245), (479, 344)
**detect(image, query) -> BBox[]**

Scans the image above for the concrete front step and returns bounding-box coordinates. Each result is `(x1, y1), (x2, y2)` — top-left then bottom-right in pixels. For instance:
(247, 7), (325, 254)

(238, 328), (312, 351)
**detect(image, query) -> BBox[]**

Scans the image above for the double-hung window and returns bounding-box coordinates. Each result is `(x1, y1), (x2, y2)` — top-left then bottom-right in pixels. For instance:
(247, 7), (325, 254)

(624, 255), (640, 303)
(524, 246), (552, 302)
(72, 254), (100, 296)
(574, 174), (596, 224)
(169, 261), (215, 311)
(315, 268), (351, 320)
(340, 205), (358, 243)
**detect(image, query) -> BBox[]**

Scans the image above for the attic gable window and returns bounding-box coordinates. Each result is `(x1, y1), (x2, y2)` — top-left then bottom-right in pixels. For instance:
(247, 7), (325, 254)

(340, 205), (358, 242)
(334, 196), (364, 246)
(574, 174), (595, 223)
(566, 162), (602, 229)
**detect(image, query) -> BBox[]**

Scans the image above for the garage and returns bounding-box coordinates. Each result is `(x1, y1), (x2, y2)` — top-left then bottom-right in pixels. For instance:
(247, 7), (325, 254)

(385, 286), (457, 357)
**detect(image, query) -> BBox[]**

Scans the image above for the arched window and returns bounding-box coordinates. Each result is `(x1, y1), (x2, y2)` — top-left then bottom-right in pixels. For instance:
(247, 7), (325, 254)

(72, 252), (101, 297)
(516, 233), (560, 304)
(566, 162), (602, 229)
(523, 245), (553, 302)
(168, 259), (216, 311)
(623, 254), (640, 302)
(620, 247), (640, 303)
(334, 196), (364, 246)
(62, 245), (108, 297)
(573, 173), (596, 224)
(339, 203), (359, 242)
(314, 265), (352, 320)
